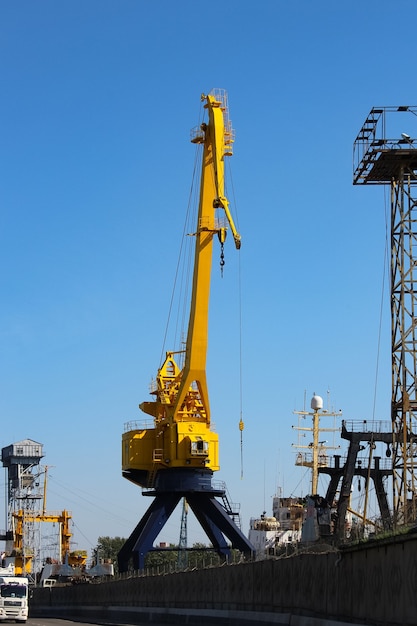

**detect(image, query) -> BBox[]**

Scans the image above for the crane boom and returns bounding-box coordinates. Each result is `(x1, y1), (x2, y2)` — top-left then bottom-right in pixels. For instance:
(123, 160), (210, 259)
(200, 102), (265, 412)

(172, 91), (240, 424)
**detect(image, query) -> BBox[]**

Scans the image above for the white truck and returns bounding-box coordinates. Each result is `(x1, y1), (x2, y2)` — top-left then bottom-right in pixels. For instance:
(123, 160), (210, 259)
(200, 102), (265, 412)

(0, 576), (29, 623)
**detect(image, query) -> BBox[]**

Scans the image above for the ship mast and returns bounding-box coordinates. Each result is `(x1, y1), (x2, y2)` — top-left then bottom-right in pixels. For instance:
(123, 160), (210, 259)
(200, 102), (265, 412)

(293, 393), (341, 494)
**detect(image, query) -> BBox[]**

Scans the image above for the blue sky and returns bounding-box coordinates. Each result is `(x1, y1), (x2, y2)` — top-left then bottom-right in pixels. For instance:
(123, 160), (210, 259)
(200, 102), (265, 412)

(2, 0), (417, 556)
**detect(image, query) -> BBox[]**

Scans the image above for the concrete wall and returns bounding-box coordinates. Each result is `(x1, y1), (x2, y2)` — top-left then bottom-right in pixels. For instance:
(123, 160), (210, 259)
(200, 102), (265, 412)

(31, 533), (417, 626)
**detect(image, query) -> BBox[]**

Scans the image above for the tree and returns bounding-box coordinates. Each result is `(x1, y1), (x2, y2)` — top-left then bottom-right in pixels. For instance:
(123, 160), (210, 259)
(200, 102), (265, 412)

(145, 546), (178, 570)
(92, 538), (242, 574)
(93, 536), (126, 574)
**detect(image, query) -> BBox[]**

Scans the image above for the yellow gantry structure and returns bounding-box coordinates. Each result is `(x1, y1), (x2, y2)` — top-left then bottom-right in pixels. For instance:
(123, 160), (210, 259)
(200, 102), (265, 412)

(122, 90), (241, 488)
(11, 509), (86, 574)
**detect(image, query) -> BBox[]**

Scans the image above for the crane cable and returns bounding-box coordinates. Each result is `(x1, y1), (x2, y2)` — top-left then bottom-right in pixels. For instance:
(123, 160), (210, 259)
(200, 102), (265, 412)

(159, 144), (202, 365)
(372, 186), (389, 420)
(159, 97), (207, 363)
(238, 253), (245, 479)
(226, 160), (245, 479)
(237, 320), (244, 482)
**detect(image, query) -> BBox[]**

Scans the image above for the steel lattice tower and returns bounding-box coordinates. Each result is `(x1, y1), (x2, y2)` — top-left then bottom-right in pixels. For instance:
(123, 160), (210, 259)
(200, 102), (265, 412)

(354, 106), (417, 526)
(1, 440), (44, 575)
(177, 498), (188, 569)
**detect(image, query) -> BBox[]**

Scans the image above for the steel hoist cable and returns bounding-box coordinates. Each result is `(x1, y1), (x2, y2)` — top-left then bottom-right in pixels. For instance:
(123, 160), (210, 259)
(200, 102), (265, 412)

(226, 158), (245, 479)
(159, 143), (202, 367)
(372, 186), (389, 420)
(238, 253), (244, 479)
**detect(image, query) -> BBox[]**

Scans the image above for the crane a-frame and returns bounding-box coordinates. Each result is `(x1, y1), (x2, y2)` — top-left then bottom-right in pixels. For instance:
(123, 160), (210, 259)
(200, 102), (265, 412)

(118, 90), (253, 571)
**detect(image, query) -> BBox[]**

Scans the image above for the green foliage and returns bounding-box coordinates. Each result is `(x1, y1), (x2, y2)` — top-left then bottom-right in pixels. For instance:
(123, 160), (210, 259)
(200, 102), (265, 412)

(144, 542), (240, 571)
(93, 537), (244, 574)
(145, 547), (178, 570)
(184, 542), (219, 568)
(93, 536), (126, 573)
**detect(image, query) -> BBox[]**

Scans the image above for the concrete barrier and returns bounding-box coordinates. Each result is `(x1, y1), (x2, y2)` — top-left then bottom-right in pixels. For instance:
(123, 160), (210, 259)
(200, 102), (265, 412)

(31, 533), (417, 625)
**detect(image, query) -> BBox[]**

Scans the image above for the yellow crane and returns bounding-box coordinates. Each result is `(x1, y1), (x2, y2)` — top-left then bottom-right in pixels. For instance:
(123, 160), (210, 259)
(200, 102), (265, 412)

(9, 468), (87, 575)
(119, 90), (253, 571)
(12, 509), (85, 575)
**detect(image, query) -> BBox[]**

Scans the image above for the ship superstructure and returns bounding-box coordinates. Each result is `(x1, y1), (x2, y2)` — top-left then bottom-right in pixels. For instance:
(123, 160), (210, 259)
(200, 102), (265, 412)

(248, 494), (304, 559)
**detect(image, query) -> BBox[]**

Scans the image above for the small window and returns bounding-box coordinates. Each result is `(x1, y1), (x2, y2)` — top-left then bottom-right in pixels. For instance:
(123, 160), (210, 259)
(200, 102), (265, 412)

(190, 439), (208, 455)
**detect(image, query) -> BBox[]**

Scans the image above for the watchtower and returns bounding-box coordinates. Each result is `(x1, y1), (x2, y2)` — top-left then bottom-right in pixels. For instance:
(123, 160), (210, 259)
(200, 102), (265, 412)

(1, 440), (44, 570)
(354, 106), (417, 526)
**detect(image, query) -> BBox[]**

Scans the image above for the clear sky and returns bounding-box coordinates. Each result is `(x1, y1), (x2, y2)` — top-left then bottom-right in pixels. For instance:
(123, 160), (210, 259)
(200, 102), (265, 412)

(2, 0), (417, 558)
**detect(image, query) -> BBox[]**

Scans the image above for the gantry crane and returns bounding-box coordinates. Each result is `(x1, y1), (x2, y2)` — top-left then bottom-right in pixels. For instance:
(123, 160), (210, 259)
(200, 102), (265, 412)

(12, 509), (74, 566)
(1, 442), (87, 575)
(353, 106), (417, 527)
(118, 90), (254, 571)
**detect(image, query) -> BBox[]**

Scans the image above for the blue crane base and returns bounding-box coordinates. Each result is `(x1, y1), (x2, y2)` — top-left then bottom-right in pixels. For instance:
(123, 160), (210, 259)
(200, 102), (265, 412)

(118, 468), (254, 571)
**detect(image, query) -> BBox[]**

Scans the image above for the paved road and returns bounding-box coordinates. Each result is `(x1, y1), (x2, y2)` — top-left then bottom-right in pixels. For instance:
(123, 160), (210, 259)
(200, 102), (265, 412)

(29, 621), (90, 626)
(29, 621), (110, 626)
(28, 618), (198, 626)
(28, 617), (146, 626)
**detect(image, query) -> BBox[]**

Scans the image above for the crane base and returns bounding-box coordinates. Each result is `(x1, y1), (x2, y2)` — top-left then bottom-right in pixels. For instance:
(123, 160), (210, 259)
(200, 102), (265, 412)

(118, 469), (254, 571)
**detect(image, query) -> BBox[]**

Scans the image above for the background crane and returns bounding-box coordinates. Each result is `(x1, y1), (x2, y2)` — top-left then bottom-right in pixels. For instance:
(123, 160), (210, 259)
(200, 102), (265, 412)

(177, 498), (188, 570)
(353, 106), (417, 526)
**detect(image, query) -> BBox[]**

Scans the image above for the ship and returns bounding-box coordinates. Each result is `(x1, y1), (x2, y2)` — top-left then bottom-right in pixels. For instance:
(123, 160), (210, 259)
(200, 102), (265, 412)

(248, 493), (304, 558)
(249, 393), (345, 555)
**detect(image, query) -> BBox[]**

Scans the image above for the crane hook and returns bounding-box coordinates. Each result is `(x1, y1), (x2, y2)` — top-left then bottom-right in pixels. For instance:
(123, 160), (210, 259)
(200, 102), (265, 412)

(218, 227), (227, 277)
(220, 243), (225, 276)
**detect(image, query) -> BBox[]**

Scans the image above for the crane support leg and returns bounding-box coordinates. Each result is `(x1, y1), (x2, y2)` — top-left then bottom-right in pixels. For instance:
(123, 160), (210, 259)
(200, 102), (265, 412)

(187, 492), (253, 558)
(335, 439), (361, 539)
(187, 499), (231, 561)
(325, 472), (343, 506)
(118, 492), (181, 572)
(118, 470), (254, 571)
(374, 473), (391, 530)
